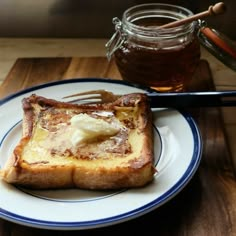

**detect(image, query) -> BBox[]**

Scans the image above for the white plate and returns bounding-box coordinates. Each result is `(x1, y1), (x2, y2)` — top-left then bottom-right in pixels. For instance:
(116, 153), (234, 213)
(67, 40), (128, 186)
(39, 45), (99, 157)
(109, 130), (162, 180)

(0, 79), (202, 230)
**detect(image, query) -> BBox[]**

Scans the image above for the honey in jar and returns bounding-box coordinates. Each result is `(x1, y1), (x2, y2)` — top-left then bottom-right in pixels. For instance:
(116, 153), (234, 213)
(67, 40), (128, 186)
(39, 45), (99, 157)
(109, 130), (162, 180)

(106, 3), (201, 92)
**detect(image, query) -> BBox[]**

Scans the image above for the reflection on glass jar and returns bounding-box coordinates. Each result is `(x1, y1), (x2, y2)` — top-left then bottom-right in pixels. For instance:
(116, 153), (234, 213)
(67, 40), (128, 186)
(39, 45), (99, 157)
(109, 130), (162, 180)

(106, 3), (201, 92)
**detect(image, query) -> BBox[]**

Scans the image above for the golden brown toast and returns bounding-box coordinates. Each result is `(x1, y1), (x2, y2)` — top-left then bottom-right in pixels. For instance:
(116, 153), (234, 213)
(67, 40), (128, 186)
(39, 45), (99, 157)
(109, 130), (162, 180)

(0, 93), (155, 190)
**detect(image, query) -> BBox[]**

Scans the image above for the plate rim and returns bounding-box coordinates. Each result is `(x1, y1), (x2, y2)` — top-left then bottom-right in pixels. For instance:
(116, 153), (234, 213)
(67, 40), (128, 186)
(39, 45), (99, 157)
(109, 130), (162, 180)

(0, 78), (156, 106)
(0, 78), (202, 230)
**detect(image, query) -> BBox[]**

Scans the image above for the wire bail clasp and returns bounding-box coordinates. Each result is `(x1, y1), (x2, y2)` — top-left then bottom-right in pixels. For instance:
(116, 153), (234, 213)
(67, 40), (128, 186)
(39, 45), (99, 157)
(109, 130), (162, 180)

(105, 17), (125, 61)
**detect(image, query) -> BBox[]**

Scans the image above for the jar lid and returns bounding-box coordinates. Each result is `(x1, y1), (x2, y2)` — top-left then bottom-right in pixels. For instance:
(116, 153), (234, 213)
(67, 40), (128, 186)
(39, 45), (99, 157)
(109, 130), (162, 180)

(198, 24), (236, 71)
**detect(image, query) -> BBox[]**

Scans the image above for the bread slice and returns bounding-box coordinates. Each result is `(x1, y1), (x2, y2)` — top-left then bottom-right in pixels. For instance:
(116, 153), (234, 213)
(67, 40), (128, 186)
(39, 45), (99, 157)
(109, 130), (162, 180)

(0, 93), (155, 190)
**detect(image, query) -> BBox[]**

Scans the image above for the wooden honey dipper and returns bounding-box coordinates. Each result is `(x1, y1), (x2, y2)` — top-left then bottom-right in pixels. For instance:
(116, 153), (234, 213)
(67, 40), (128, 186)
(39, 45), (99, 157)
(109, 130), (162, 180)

(161, 2), (226, 28)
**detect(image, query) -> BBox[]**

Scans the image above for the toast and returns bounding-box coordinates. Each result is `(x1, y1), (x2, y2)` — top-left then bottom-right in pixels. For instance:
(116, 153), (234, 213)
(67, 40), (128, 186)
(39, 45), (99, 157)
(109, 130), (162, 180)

(0, 93), (155, 190)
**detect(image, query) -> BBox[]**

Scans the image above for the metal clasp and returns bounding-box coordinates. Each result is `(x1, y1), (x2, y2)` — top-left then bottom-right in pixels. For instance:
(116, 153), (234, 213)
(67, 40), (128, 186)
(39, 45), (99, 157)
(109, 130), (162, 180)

(105, 17), (126, 61)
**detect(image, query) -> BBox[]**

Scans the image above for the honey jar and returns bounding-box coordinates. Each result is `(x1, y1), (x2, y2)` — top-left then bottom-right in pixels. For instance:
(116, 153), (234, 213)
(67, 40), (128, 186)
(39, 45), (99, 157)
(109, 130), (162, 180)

(106, 3), (201, 92)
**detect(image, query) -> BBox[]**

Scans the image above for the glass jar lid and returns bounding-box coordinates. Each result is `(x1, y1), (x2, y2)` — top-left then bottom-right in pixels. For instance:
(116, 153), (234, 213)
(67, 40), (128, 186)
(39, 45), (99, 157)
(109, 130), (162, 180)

(198, 21), (236, 71)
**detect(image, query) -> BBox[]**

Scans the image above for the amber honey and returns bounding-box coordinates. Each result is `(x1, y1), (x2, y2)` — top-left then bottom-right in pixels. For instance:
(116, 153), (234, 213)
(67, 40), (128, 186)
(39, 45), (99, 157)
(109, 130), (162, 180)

(107, 4), (201, 92)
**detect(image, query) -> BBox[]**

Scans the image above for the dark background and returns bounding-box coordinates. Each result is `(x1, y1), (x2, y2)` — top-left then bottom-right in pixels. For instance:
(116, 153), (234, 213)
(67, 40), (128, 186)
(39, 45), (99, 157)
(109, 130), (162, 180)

(0, 0), (235, 39)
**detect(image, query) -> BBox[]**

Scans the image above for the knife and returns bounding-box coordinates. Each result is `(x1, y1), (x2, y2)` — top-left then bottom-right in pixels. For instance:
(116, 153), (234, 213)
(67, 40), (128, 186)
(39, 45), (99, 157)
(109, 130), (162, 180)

(147, 91), (236, 108)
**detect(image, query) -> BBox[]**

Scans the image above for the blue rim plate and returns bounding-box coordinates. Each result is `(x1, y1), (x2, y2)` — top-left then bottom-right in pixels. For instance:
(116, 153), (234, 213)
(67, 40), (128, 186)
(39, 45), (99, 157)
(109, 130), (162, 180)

(0, 78), (202, 230)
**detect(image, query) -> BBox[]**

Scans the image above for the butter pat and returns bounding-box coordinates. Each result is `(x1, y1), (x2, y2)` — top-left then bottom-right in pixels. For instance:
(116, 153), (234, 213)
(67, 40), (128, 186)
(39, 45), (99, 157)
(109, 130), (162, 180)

(70, 113), (119, 145)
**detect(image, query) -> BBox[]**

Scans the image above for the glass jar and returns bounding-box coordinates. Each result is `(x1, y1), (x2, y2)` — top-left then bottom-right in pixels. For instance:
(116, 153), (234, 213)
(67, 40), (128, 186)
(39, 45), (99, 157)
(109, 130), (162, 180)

(106, 3), (201, 92)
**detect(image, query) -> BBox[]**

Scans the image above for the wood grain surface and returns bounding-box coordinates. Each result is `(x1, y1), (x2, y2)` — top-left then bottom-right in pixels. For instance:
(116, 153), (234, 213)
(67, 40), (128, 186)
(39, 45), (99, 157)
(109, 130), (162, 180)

(0, 57), (236, 236)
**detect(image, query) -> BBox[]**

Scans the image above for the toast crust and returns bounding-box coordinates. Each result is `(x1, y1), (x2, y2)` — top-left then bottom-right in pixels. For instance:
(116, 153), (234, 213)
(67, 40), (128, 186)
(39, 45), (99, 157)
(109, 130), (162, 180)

(1, 93), (155, 190)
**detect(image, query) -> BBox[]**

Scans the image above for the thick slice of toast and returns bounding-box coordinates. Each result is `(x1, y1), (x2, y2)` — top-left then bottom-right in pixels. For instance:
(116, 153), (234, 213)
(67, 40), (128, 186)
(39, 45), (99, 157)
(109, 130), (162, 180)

(1, 93), (155, 190)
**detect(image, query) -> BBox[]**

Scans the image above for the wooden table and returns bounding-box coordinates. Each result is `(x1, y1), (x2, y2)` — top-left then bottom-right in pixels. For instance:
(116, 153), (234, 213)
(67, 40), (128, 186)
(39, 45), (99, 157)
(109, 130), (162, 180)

(0, 57), (236, 235)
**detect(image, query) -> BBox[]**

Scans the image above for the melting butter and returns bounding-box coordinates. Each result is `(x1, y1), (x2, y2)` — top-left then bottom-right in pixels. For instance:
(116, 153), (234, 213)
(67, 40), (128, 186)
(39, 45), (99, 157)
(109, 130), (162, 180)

(70, 113), (119, 145)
